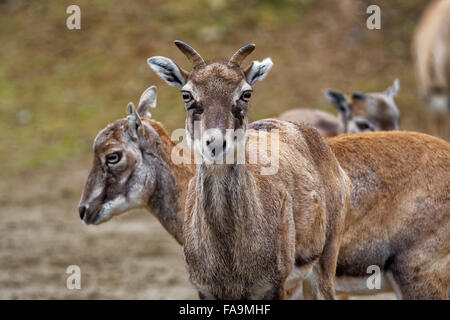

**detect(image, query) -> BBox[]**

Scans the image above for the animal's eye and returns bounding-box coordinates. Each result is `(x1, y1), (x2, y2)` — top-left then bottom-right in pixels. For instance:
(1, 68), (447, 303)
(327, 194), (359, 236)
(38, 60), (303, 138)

(182, 91), (193, 103)
(356, 121), (373, 131)
(106, 152), (121, 164)
(241, 90), (252, 101)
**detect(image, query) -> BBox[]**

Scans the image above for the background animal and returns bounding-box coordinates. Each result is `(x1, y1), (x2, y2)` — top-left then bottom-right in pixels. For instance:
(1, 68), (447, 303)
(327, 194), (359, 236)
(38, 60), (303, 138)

(324, 80), (401, 134)
(413, 0), (450, 139)
(278, 108), (343, 137)
(278, 80), (400, 137)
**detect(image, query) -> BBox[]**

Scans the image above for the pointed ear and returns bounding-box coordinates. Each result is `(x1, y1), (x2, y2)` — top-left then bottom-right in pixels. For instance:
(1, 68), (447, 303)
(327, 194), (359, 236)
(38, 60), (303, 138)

(137, 86), (157, 118)
(385, 79), (400, 97)
(325, 90), (351, 117)
(244, 58), (273, 85)
(126, 102), (143, 139)
(147, 56), (188, 88)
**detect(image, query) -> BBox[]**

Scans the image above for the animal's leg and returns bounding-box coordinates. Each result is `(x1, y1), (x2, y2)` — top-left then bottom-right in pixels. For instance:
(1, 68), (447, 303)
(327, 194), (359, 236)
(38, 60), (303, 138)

(391, 268), (448, 300)
(390, 248), (449, 300)
(308, 200), (347, 300)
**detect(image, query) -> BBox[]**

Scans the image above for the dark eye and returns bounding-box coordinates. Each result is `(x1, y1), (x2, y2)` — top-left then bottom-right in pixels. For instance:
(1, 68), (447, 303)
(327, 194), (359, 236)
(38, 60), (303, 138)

(241, 90), (252, 101)
(182, 91), (192, 103)
(356, 121), (373, 131)
(106, 152), (121, 164)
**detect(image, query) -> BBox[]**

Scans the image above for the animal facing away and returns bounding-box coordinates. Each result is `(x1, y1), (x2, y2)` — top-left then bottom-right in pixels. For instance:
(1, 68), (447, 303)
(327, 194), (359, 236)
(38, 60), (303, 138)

(148, 41), (352, 299)
(413, 0), (450, 138)
(78, 86), (194, 245)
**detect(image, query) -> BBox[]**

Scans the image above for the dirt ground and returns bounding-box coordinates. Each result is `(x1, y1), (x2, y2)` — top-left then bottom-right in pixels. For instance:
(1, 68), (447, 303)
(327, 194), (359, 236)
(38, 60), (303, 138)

(0, 159), (396, 300)
(0, 160), (196, 299)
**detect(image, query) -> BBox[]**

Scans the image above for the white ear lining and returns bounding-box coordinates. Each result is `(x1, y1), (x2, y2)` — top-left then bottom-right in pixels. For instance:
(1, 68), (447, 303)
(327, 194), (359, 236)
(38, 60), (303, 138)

(138, 86), (157, 109)
(137, 86), (157, 118)
(126, 102), (135, 115)
(246, 58), (273, 85)
(147, 56), (186, 88)
(386, 79), (400, 97)
(392, 79), (400, 96)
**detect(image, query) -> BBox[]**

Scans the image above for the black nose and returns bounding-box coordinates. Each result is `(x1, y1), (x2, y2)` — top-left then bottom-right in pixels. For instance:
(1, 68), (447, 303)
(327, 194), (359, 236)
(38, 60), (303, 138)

(79, 205), (86, 220)
(206, 136), (215, 146)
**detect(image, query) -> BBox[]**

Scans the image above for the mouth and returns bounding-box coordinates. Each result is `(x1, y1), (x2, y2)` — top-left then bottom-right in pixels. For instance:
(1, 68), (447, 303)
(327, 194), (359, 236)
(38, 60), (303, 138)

(83, 207), (111, 225)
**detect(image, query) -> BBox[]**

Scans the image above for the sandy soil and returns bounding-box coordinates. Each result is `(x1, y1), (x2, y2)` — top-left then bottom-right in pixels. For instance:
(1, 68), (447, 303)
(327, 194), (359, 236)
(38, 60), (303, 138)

(0, 160), (395, 300)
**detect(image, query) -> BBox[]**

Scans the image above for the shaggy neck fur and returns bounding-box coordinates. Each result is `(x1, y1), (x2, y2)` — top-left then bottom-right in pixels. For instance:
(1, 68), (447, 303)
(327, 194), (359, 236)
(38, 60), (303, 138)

(144, 120), (194, 244)
(196, 163), (258, 259)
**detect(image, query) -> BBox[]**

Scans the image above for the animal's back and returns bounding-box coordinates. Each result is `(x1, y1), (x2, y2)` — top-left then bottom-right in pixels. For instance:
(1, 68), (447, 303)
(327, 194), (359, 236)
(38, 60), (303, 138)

(278, 109), (343, 137)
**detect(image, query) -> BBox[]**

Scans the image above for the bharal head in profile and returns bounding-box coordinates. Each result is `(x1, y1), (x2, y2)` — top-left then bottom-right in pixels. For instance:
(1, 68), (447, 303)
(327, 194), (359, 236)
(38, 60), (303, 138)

(78, 86), (192, 243)
(147, 41), (273, 164)
(78, 87), (159, 225)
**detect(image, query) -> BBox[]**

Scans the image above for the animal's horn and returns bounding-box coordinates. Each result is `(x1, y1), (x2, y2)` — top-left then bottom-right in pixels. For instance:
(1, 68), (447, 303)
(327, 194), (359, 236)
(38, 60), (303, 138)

(174, 40), (205, 68)
(228, 44), (255, 67)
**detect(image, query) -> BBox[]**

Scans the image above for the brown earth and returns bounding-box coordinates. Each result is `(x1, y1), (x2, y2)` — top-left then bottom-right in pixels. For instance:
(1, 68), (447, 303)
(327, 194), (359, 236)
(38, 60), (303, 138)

(0, 160), (195, 299)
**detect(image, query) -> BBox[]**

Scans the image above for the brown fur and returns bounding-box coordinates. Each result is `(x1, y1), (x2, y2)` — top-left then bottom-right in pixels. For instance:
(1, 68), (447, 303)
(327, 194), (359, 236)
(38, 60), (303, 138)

(183, 120), (351, 299)
(82, 115), (450, 299)
(79, 116), (194, 244)
(328, 131), (450, 299)
(278, 109), (343, 137)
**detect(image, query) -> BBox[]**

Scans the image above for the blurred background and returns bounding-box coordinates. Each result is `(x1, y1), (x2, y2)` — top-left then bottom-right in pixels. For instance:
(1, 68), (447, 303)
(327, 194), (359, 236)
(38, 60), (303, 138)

(0, 0), (444, 299)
